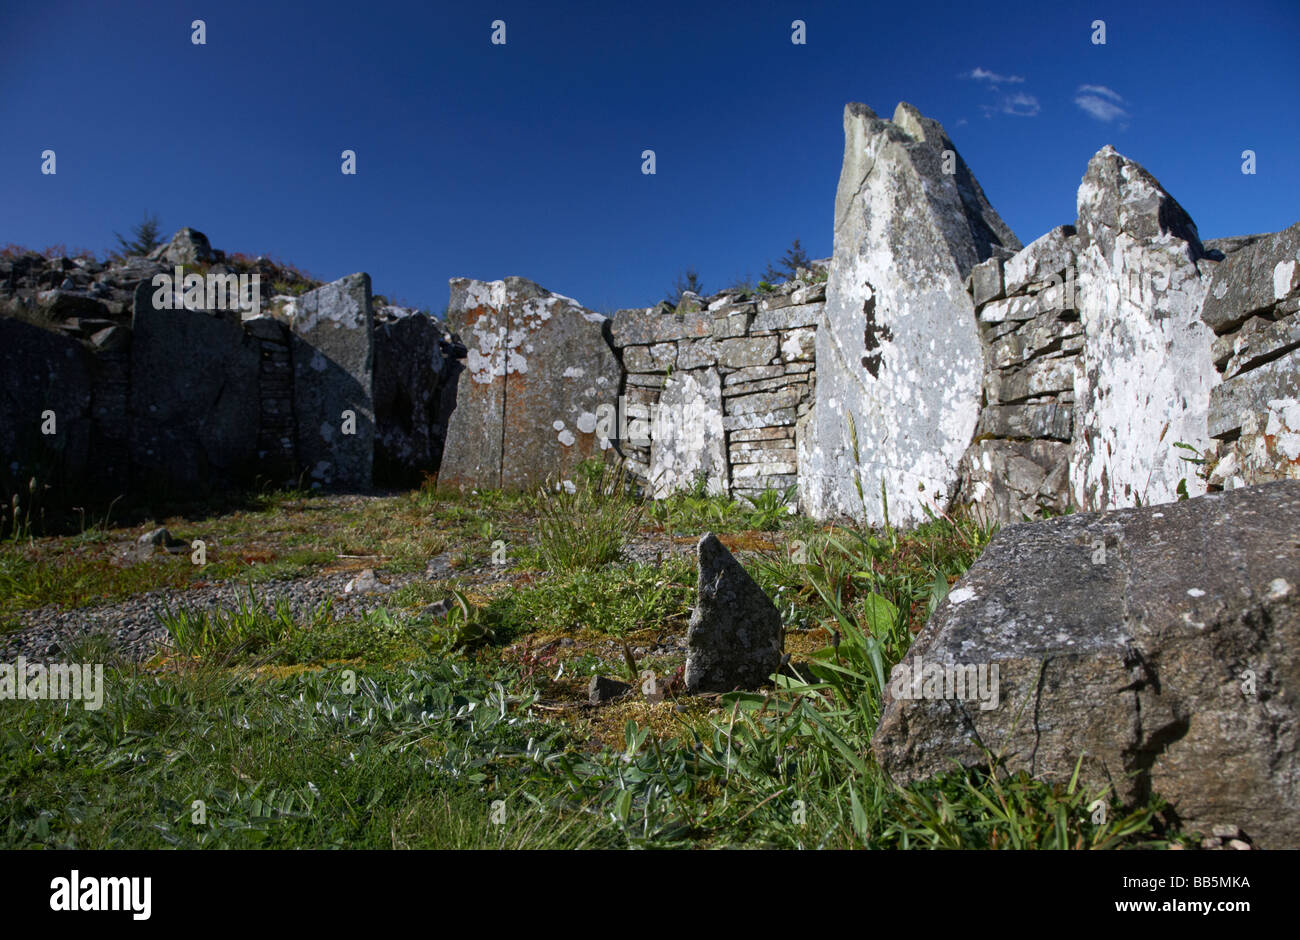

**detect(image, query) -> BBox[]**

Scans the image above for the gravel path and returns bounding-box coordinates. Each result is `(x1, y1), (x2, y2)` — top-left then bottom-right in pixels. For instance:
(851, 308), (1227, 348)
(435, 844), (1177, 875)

(1, 532), (690, 664)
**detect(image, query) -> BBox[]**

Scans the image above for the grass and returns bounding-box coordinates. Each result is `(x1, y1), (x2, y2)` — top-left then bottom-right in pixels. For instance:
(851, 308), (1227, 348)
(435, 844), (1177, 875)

(530, 460), (642, 571)
(0, 473), (1187, 850)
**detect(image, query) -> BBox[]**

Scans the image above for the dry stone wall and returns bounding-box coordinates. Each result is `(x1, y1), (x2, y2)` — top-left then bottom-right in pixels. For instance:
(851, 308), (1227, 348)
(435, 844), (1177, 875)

(6, 111), (1299, 523)
(956, 225), (1082, 522)
(0, 228), (459, 504)
(609, 277), (824, 502)
(1201, 221), (1300, 487)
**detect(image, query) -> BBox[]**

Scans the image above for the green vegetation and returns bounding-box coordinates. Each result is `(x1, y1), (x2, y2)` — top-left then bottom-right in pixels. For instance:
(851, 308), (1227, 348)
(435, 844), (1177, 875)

(529, 461), (642, 572)
(665, 267), (705, 306)
(112, 212), (164, 257)
(0, 462), (1184, 849)
(762, 236), (812, 284)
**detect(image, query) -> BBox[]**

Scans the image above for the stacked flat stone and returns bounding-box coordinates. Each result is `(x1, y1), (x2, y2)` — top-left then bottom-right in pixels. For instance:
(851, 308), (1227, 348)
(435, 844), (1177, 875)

(957, 226), (1082, 523)
(609, 273), (824, 504)
(1201, 221), (1300, 487)
(245, 314), (298, 484)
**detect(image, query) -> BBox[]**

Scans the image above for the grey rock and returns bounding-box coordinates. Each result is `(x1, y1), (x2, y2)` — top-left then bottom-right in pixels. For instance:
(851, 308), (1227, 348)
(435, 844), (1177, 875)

(1070, 147), (1219, 510)
(684, 533), (784, 693)
(976, 401), (1073, 441)
(0, 318), (95, 496)
(151, 227), (216, 266)
(610, 307), (712, 346)
(957, 439), (1071, 525)
(752, 301), (824, 332)
(874, 481), (1300, 849)
(1002, 225), (1078, 295)
(130, 280), (261, 494)
(288, 273), (375, 490)
(1213, 312), (1300, 379)
(649, 368), (728, 497)
(799, 102), (1020, 528)
(373, 313), (449, 485)
(970, 256), (1005, 306)
(439, 277), (619, 491)
(588, 674), (632, 705)
(422, 598), (454, 619)
(1202, 221), (1300, 333)
(718, 335), (778, 369)
(1207, 352), (1300, 439)
(623, 342), (677, 373)
(343, 569), (384, 594)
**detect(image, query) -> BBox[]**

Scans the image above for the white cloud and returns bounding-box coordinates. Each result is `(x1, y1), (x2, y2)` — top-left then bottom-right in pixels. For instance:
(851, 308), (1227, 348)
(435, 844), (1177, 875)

(980, 93), (1041, 118)
(963, 67), (1026, 85)
(1074, 85), (1130, 122)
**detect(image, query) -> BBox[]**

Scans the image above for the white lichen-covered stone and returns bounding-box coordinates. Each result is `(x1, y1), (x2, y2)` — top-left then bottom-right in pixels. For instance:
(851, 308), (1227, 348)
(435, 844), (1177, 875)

(1070, 147), (1220, 510)
(649, 368), (728, 497)
(799, 102), (1020, 526)
(440, 276), (619, 491)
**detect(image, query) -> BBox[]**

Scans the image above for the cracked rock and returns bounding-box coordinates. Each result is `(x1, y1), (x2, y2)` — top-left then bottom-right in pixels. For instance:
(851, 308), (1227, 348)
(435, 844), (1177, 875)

(873, 480), (1300, 848)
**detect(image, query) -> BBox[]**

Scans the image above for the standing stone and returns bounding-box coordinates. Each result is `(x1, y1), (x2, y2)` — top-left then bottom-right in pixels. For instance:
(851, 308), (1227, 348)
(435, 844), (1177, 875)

(1071, 146), (1220, 510)
(684, 533), (783, 693)
(373, 312), (450, 486)
(649, 368), (728, 497)
(287, 273), (375, 489)
(799, 102), (1020, 527)
(130, 280), (261, 494)
(439, 277), (619, 491)
(874, 481), (1300, 848)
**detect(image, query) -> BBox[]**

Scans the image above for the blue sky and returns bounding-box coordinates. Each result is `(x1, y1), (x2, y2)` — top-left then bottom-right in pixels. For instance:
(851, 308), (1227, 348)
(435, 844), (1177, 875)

(2, 0), (1297, 314)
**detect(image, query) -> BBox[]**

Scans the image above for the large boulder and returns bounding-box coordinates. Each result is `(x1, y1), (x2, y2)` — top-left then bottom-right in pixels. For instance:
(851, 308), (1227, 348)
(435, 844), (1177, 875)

(149, 227), (216, 266)
(799, 102), (1020, 527)
(285, 273), (375, 489)
(874, 481), (1300, 848)
(129, 281), (261, 494)
(1070, 146), (1220, 509)
(439, 277), (619, 491)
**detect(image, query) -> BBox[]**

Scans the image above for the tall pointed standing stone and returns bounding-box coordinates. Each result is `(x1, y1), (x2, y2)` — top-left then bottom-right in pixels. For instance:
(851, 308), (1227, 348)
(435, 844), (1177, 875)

(799, 102), (1020, 527)
(1070, 146), (1220, 509)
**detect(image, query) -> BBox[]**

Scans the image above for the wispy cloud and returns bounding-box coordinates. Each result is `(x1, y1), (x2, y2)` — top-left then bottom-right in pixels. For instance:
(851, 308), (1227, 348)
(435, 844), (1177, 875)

(962, 67), (1026, 85)
(963, 66), (1038, 118)
(980, 92), (1041, 118)
(1074, 85), (1129, 123)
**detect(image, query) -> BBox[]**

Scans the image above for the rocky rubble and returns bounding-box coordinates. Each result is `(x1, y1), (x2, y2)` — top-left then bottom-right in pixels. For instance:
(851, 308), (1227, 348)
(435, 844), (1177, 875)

(1, 228), (459, 501)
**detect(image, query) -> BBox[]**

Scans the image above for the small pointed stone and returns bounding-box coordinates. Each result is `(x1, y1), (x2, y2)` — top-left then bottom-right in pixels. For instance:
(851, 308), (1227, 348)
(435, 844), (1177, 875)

(684, 532), (783, 693)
